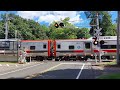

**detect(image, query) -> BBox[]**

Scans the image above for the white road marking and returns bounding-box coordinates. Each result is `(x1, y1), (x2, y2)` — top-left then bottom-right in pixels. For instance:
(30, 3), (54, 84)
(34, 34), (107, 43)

(15, 65), (18, 67)
(6, 64), (9, 66)
(76, 63), (85, 79)
(0, 64), (2, 66)
(0, 63), (43, 76)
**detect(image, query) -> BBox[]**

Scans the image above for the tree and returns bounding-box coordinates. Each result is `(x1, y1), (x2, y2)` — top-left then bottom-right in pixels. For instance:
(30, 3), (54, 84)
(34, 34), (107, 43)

(0, 21), (5, 39)
(76, 28), (91, 39)
(0, 13), (48, 40)
(85, 11), (115, 36)
(49, 17), (78, 39)
(100, 12), (114, 36)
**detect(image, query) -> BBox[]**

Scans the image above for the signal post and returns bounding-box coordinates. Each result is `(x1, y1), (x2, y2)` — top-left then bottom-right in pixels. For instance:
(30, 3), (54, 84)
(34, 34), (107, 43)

(117, 11), (120, 65)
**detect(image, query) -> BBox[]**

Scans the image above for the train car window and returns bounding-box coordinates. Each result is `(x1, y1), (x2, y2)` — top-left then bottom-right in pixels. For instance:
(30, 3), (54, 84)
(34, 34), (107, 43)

(111, 45), (116, 49)
(85, 43), (90, 49)
(69, 45), (74, 49)
(57, 44), (61, 49)
(43, 44), (47, 49)
(101, 45), (109, 49)
(30, 46), (35, 50)
(101, 45), (116, 49)
(100, 45), (108, 49)
(0, 41), (10, 50)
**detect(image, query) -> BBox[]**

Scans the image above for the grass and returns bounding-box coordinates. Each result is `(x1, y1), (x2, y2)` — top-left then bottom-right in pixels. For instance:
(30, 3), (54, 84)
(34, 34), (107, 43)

(93, 60), (120, 67)
(98, 73), (120, 79)
(0, 61), (18, 64)
(96, 60), (120, 79)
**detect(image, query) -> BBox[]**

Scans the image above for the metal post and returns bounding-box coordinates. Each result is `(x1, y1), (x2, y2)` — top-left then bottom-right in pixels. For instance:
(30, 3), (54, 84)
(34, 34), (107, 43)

(15, 30), (17, 39)
(117, 11), (120, 65)
(30, 56), (31, 62)
(5, 12), (8, 39)
(96, 12), (101, 63)
(95, 53), (97, 63)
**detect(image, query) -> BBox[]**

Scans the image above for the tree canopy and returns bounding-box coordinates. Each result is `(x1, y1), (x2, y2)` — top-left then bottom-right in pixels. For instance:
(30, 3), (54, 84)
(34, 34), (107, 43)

(85, 11), (117, 36)
(0, 12), (116, 40)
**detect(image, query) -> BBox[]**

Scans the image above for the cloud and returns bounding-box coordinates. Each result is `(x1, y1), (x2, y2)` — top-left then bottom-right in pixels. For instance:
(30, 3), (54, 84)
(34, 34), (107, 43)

(17, 11), (84, 25)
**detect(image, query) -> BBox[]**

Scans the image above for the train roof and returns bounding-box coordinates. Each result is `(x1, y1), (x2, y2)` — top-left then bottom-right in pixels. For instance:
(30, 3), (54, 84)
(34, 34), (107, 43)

(21, 40), (52, 42)
(55, 39), (88, 41)
(0, 39), (19, 42)
(87, 36), (117, 40)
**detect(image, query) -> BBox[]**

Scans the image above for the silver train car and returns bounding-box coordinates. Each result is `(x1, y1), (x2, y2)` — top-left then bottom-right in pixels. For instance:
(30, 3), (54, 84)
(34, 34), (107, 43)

(53, 39), (92, 61)
(53, 36), (117, 61)
(0, 36), (117, 62)
(20, 40), (53, 61)
(0, 39), (20, 61)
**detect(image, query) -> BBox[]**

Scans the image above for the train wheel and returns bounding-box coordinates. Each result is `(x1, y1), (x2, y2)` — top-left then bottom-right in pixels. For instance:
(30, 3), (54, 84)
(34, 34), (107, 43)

(55, 58), (59, 61)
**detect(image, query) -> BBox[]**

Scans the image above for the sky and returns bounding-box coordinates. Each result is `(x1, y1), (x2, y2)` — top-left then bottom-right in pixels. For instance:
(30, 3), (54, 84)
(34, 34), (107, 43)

(0, 11), (117, 28)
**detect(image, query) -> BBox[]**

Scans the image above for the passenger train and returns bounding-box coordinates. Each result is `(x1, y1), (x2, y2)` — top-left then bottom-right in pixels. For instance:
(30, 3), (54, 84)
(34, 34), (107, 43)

(0, 36), (118, 61)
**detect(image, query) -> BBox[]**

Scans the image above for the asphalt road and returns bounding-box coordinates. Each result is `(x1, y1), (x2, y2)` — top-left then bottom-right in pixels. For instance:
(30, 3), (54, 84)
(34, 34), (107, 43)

(0, 61), (103, 79)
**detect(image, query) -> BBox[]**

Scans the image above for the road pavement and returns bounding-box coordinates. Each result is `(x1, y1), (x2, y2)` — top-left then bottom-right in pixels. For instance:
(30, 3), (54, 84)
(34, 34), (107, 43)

(0, 61), (103, 79)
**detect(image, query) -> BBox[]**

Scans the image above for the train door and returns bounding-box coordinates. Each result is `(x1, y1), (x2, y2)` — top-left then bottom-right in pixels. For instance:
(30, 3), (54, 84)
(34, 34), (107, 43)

(52, 40), (56, 58)
(84, 41), (93, 60)
(48, 40), (54, 60)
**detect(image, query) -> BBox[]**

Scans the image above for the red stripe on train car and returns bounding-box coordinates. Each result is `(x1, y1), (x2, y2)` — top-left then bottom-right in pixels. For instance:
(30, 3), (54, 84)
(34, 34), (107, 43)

(93, 50), (99, 52)
(94, 49), (117, 53)
(26, 50), (31, 53)
(73, 50), (84, 53)
(48, 40), (50, 57)
(102, 50), (117, 52)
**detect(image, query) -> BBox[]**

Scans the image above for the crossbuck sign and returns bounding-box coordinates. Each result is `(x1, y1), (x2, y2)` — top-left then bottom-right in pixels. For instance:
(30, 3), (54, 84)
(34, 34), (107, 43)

(94, 28), (102, 37)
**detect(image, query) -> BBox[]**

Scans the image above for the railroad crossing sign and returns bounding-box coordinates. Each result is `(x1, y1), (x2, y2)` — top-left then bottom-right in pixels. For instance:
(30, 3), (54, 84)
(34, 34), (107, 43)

(94, 28), (102, 36)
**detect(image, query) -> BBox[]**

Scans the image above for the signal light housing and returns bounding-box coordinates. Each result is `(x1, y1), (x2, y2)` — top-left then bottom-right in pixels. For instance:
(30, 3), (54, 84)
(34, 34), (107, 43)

(93, 36), (98, 45)
(100, 40), (105, 45)
(59, 22), (64, 27)
(93, 41), (98, 45)
(54, 22), (64, 28)
(54, 23), (59, 28)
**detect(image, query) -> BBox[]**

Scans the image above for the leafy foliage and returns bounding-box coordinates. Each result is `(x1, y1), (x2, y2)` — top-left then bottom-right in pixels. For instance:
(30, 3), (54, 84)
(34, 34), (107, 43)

(0, 12), (116, 40)
(85, 11), (117, 36)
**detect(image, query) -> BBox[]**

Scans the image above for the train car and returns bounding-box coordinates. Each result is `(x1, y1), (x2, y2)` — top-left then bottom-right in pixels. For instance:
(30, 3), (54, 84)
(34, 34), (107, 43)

(53, 39), (93, 61)
(53, 36), (117, 61)
(91, 36), (117, 60)
(0, 39), (20, 61)
(20, 40), (53, 61)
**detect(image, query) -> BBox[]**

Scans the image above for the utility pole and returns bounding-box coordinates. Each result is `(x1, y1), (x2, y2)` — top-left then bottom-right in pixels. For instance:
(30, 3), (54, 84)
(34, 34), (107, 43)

(117, 11), (120, 65)
(96, 12), (101, 62)
(5, 11), (8, 39)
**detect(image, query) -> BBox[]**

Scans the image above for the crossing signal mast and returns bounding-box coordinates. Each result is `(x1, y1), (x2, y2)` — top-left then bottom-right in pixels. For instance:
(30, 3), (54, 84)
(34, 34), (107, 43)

(85, 11), (103, 62)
